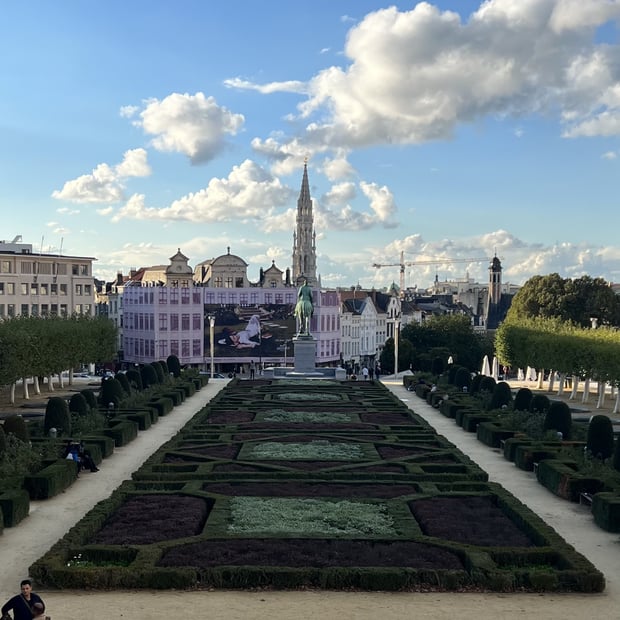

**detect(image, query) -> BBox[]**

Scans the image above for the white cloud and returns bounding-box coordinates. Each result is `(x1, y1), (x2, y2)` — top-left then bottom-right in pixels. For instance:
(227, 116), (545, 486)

(251, 136), (323, 176)
(364, 229), (620, 289)
(320, 152), (356, 180)
(224, 77), (307, 94)
(360, 181), (397, 225)
(119, 105), (139, 118)
(56, 207), (80, 215)
(111, 159), (294, 224)
(52, 148), (151, 204)
(322, 182), (357, 208)
(240, 1), (620, 148)
(602, 150), (618, 159)
(135, 92), (244, 164)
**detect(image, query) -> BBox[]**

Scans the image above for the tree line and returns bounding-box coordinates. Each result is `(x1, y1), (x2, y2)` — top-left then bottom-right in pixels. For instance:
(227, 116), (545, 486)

(0, 315), (117, 391)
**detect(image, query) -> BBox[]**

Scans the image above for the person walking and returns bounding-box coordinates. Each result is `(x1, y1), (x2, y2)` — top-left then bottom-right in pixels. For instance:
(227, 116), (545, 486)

(2, 579), (44, 620)
(249, 360), (255, 380)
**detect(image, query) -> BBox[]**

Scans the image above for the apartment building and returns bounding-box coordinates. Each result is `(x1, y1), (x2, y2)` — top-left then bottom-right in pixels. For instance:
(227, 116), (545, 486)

(0, 236), (96, 318)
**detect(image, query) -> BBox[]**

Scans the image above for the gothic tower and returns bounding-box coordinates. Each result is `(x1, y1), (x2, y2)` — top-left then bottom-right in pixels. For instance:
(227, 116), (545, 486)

(292, 161), (317, 286)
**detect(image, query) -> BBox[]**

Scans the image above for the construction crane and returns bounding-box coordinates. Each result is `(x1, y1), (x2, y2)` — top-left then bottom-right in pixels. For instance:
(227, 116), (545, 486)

(373, 250), (491, 295)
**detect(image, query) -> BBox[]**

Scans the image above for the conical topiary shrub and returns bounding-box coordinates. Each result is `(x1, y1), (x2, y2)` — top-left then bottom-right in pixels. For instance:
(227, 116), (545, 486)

(612, 437), (620, 472)
(115, 372), (131, 396)
(587, 415), (614, 460)
(159, 359), (170, 376)
(447, 364), (460, 384)
(100, 377), (125, 407)
(140, 364), (159, 388)
(126, 369), (143, 391)
(69, 393), (89, 417)
(80, 389), (97, 410)
(470, 374), (483, 395)
(454, 367), (471, 391)
(543, 401), (572, 440)
(529, 394), (550, 414)
(479, 376), (496, 394)
(3, 414), (30, 442)
(44, 397), (71, 436)
(490, 381), (513, 409)
(513, 387), (533, 411)
(0, 424), (8, 455)
(431, 357), (444, 377)
(151, 361), (166, 384)
(167, 354), (181, 378)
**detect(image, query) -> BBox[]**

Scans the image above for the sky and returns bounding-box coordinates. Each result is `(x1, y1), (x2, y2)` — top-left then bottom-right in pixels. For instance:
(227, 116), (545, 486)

(1, 0), (620, 291)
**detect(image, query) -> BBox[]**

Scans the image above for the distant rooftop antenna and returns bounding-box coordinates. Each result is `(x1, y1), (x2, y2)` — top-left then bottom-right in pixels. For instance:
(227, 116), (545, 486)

(59, 237), (64, 256)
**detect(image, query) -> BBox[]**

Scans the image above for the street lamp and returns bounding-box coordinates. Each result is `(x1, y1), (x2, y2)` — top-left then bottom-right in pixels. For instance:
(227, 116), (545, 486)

(393, 315), (401, 379)
(208, 315), (215, 379)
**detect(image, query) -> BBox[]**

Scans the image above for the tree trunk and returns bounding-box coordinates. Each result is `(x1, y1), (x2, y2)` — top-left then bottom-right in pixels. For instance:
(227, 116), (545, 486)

(47, 374), (55, 392)
(22, 376), (30, 400)
(9, 383), (16, 404)
(582, 378), (590, 403)
(596, 382), (606, 409)
(569, 376), (579, 400)
(557, 373), (565, 396)
(537, 369), (544, 390)
(548, 370), (555, 393)
(613, 389), (620, 414)
(33, 376), (41, 395)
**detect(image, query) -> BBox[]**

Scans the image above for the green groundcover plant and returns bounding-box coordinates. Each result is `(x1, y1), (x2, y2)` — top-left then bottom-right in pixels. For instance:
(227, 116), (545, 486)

(228, 496), (396, 536)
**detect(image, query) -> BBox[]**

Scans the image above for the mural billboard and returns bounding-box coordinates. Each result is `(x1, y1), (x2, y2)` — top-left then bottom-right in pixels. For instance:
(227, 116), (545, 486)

(204, 304), (296, 359)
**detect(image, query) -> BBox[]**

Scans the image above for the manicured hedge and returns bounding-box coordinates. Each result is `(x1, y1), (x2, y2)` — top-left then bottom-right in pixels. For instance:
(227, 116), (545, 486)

(23, 458), (79, 500)
(0, 489), (30, 527)
(592, 493), (620, 532)
(103, 420), (139, 447)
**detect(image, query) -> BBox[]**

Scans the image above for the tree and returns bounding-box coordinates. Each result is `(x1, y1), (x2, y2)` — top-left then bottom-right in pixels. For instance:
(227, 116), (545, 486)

(506, 274), (620, 327)
(401, 315), (492, 372)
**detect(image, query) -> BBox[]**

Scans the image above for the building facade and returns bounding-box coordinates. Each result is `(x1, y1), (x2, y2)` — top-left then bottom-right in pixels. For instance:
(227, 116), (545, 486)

(0, 236), (96, 319)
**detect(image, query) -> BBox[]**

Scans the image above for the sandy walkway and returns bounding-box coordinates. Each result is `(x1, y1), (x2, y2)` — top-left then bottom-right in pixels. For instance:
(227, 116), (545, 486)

(1, 377), (619, 619)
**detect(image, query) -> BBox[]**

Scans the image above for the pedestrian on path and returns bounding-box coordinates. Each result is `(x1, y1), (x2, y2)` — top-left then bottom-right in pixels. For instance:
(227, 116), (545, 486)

(2, 579), (44, 620)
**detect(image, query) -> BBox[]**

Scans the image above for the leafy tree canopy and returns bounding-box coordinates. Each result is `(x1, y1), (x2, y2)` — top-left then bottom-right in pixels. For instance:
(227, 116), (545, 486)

(506, 274), (620, 327)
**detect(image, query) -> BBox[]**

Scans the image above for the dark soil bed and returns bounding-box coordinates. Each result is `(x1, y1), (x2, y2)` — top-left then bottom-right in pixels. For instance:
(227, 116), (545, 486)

(410, 496), (535, 547)
(359, 413), (418, 425)
(158, 538), (464, 569)
(163, 445), (240, 461)
(211, 463), (406, 473)
(202, 481), (418, 498)
(91, 495), (211, 545)
(207, 412), (254, 424)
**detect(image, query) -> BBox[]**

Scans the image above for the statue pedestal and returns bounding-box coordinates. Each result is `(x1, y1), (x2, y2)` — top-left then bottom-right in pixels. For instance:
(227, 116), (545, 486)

(293, 335), (317, 373)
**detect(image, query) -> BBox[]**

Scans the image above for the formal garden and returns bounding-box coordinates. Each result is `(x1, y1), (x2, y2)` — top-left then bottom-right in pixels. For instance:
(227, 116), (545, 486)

(0, 354), (208, 531)
(405, 363), (620, 535)
(29, 378), (604, 592)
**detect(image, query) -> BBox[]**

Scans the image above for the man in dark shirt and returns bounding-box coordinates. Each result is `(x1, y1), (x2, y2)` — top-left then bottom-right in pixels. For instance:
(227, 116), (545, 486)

(1, 579), (44, 620)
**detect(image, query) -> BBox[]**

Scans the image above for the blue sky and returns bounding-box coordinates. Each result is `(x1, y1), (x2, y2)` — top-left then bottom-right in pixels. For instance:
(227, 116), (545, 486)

(2, 0), (620, 290)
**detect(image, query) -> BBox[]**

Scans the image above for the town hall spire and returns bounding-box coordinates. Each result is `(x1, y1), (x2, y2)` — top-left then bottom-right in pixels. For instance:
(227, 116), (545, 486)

(292, 160), (317, 286)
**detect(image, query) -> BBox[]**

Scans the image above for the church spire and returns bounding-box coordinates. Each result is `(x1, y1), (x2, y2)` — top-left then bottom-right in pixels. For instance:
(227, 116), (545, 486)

(292, 159), (317, 286)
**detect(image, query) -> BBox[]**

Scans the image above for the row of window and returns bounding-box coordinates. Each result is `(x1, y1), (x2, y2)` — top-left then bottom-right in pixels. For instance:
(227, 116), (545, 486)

(125, 288), (202, 305)
(124, 312), (203, 332)
(0, 260), (90, 276)
(203, 292), (295, 305)
(125, 338), (202, 359)
(0, 282), (93, 296)
(0, 303), (92, 318)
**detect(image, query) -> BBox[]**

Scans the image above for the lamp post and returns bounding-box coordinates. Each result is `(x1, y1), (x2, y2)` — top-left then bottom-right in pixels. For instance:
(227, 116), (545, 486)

(208, 315), (215, 379)
(393, 316), (401, 379)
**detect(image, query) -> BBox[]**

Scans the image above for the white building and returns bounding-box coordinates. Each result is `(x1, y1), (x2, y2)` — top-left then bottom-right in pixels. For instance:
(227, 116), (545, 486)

(0, 236), (95, 319)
